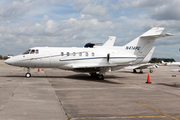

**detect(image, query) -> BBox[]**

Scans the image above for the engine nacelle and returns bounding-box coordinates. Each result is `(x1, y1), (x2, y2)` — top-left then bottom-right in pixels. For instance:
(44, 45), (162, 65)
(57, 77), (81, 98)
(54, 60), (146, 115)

(108, 53), (136, 64)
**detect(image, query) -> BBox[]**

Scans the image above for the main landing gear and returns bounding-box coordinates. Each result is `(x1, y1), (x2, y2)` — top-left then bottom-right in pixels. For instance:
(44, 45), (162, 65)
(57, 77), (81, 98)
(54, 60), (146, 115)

(25, 67), (31, 78)
(90, 73), (104, 80)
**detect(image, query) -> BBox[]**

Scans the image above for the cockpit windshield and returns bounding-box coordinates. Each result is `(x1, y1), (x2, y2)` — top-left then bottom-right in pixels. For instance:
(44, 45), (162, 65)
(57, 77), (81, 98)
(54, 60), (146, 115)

(23, 49), (31, 54)
(30, 49), (35, 54)
(22, 49), (39, 54)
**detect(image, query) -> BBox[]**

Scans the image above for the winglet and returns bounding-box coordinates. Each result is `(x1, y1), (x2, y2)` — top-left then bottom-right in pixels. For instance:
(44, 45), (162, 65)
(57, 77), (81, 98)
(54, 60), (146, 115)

(103, 36), (116, 47)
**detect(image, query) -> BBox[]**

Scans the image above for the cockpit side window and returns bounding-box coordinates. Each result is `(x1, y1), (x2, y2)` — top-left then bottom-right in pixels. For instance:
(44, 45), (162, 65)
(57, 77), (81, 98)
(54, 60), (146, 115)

(23, 49), (31, 54)
(36, 49), (39, 54)
(30, 49), (35, 54)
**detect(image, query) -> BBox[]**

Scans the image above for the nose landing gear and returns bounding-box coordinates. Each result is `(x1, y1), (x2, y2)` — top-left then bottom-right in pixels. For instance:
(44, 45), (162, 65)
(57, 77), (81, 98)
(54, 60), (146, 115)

(25, 67), (31, 78)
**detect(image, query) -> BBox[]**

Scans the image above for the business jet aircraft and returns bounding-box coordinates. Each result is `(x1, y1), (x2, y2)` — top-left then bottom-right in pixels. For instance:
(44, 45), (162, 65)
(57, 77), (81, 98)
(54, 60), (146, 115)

(162, 61), (180, 67)
(4, 27), (174, 79)
(124, 47), (159, 73)
(125, 63), (159, 73)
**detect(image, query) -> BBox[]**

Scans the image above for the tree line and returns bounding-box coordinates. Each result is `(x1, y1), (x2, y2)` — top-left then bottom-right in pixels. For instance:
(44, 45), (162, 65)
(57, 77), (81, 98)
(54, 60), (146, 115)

(0, 55), (13, 60)
(149, 58), (175, 63)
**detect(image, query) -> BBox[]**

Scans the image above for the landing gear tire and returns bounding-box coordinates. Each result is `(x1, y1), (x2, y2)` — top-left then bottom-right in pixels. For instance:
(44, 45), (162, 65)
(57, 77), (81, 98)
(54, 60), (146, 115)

(133, 69), (137, 73)
(90, 73), (97, 77)
(25, 73), (31, 78)
(150, 70), (153, 73)
(97, 74), (104, 80)
(139, 70), (143, 73)
(25, 67), (31, 78)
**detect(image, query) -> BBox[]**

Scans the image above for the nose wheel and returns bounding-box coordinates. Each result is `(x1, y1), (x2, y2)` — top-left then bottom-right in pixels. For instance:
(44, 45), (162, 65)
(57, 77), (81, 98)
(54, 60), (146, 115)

(25, 73), (31, 78)
(25, 67), (31, 78)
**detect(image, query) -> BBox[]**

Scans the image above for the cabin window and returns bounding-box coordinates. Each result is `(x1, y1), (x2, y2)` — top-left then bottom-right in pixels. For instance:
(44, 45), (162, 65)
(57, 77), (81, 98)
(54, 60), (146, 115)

(79, 52), (82, 56)
(73, 52), (76, 56)
(86, 52), (88, 56)
(23, 49), (31, 54)
(67, 52), (69, 56)
(36, 49), (39, 54)
(92, 52), (95, 56)
(30, 49), (35, 54)
(61, 52), (64, 56)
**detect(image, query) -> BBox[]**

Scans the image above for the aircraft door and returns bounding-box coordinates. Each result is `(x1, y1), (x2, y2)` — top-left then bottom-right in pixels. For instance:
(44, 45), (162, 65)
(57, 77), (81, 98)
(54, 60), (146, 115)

(30, 49), (43, 67)
(43, 52), (51, 67)
(31, 57), (43, 67)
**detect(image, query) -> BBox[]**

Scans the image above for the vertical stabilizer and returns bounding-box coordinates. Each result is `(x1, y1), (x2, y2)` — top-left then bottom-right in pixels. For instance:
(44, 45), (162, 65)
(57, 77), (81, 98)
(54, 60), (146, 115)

(123, 27), (165, 57)
(103, 36), (116, 47)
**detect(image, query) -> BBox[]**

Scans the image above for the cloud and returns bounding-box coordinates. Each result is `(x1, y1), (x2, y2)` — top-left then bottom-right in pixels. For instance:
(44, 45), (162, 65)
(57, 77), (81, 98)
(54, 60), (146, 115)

(0, 0), (45, 20)
(151, 1), (180, 20)
(73, 0), (92, 9)
(0, 0), (179, 61)
(81, 4), (107, 16)
(43, 15), (49, 19)
(48, 0), (72, 4)
(121, 0), (168, 8)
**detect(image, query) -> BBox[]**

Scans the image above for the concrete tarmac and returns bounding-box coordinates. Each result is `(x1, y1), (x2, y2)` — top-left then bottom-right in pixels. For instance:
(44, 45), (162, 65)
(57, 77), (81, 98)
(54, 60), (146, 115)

(0, 60), (180, 120)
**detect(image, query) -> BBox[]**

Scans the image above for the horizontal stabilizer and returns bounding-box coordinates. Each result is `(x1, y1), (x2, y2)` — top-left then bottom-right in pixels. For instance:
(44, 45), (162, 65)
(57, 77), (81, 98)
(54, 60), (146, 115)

(140, 33), (174, 39)
(140, 27), (164, 37)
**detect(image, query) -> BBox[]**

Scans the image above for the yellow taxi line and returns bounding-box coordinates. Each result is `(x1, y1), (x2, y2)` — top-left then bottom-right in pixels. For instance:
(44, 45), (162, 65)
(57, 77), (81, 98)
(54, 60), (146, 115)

(87, 81), (101, 87)
(69, 115), (166, 119)
(138, 102), (179, 120)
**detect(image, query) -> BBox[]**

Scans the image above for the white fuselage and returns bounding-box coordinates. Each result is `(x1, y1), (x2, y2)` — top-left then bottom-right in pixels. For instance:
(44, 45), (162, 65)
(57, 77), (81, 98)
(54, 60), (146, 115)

(164, 62), (180, 66)
(5, 46), (138, 73)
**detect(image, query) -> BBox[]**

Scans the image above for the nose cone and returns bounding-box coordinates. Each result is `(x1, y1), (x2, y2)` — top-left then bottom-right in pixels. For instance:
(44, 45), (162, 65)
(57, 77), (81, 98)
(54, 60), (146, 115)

(4, 58), (12, 65)
(4, 58), (15, 65)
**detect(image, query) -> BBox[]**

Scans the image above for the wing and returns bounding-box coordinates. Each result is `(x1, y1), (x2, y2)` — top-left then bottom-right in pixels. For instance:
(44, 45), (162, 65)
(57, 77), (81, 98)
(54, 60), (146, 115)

(72, 64), (128, 73)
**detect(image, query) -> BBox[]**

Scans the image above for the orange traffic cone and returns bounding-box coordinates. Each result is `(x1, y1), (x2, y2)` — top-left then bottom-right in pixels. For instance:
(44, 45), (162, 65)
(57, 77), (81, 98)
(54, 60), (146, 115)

(146, 74), (151, 84)
(38, 68), (40, 72)
(42, 69), (44, 71)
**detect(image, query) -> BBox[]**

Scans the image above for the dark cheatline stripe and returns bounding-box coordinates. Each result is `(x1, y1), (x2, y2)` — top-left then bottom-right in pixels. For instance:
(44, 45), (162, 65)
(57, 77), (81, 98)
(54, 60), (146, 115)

(60, 57), (137, 61)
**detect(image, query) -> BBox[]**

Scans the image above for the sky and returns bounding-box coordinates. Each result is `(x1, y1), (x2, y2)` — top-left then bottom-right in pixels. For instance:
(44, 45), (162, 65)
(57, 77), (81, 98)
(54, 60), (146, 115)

(0, 0), (180, 61)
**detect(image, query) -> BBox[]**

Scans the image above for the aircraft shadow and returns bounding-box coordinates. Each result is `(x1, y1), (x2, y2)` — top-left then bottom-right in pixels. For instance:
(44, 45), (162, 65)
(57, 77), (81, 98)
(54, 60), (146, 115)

(64, 74), (124, 84)
(156, 83), (180, 88)
(1, 74), (124, 84)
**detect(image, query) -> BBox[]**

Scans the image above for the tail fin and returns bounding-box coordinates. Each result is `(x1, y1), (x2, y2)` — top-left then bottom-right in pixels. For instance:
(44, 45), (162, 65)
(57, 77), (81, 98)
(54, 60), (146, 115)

(124, 27), (174, 57)
(103, 36), (116, 47)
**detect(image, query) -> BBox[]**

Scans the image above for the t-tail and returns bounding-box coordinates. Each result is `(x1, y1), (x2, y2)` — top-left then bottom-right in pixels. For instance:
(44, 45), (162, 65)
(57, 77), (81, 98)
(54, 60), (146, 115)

(123, 27), (174, 60)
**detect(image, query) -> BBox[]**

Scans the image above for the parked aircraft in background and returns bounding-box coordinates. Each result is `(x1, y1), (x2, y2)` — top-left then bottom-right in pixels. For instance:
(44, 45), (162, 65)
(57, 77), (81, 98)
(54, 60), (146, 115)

(162, 61), (180, 67)
(124, 47), (159, 73)
(125, 63), (159, 73)
(4, 27), (174, 79)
